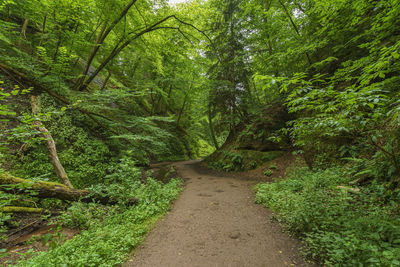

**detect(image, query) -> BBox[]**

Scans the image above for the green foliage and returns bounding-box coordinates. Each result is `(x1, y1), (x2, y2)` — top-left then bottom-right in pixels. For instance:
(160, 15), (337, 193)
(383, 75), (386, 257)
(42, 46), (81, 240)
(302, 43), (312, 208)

(256, 167), (400, 266)
(263, 170), (273, 176)
(12, 107), (115, 187)
(57, 202), (117, 230)
(209, 150), (243, 172)
(16, 175), (183, 266)
(0, 83), (37, 153)
(269, 164), (278, 170)
(208, 149), (284, 172)
(86, 155), (144, 206)
(0, 210), (11, 239)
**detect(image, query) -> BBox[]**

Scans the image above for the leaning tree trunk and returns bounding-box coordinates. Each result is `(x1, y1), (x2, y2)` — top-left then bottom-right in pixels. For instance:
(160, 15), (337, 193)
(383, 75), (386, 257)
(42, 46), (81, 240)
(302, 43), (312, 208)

(18, 17), (29, 46)
(0, 172), (136, 205)
(31, 95), (74, 188)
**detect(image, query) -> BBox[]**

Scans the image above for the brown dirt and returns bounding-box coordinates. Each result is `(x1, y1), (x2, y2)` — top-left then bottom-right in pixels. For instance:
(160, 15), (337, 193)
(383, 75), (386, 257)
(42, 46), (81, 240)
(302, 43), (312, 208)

(1, 225), (78, 265)
(124, 160), (312, 267)
(239, 152), (305, 181)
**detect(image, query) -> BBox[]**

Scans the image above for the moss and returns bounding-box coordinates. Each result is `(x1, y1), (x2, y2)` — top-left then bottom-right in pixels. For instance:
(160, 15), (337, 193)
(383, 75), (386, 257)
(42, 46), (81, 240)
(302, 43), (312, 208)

(0, 206), (47, 213)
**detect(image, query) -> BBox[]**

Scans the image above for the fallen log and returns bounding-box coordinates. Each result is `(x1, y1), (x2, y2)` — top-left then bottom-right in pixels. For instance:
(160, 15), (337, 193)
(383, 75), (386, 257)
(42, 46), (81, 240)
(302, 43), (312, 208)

(0, 172), (137, 205)
(0, 206), (48, 213)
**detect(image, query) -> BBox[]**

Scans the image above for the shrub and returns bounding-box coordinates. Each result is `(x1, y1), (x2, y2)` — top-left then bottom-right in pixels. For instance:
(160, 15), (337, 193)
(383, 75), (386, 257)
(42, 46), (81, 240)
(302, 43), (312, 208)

(255, 167), (400, 266)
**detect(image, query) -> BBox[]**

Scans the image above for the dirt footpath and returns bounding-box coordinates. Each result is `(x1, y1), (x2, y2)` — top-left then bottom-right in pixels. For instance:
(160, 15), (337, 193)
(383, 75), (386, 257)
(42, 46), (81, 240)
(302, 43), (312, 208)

(124, 160), (308, 267)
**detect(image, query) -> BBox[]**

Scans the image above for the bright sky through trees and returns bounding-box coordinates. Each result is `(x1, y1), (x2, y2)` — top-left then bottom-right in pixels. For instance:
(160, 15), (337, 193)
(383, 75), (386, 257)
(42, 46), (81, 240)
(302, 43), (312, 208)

(169, 0), (189, 5)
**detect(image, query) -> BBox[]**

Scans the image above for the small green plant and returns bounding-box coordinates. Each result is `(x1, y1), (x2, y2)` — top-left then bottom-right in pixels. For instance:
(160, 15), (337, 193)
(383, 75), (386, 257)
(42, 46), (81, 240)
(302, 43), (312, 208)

(269, 164), (278, 170)
(57, 202), (117, 230)
(249, 161), (257, 169)
(263, 170), (273, 176)
(41, 227), (67, 250)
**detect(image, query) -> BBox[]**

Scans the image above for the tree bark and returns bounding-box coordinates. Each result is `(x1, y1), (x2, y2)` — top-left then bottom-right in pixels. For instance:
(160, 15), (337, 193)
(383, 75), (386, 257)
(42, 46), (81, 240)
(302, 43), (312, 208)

(177, 94), (188, 126)
(277, 0), (312, 65)
(18, 17), (29, 46)
(208, 103), (219, 150)
(31, 95), (74, 189)
(0, 172), (88, 201)
(0, 207), (48, 213)
(79, 15), (212, 91)
(0, 63), (120, 135)
(101, 70), (112, 91)
(0, 172), (136, 205)
(76, 0), (138, 90)
(79, 16), (179, 91)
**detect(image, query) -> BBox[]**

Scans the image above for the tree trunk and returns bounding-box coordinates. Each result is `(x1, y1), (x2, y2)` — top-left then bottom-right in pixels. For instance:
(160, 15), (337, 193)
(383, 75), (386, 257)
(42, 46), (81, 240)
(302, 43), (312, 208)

(39, 13), (47, 47)
(0, 63), (120, 136)
(277, 0), (312, 65)
(79, 15), (179, 91)
(0, 207), (48, 213)
(31, 95), (74, 189)
(0, 172), (136, 205)
(76, 0), (138, 90)
(18, 17), (29, 46)
(101, 70), (112, 91)
(208, 103), (219, 150)
(1, 172), (88, 201)
(177, 94), (188, 126)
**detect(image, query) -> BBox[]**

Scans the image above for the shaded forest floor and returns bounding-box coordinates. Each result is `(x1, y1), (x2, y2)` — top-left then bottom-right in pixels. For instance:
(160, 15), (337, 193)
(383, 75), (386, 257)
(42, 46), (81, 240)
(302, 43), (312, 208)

(124, 159), (311, 267)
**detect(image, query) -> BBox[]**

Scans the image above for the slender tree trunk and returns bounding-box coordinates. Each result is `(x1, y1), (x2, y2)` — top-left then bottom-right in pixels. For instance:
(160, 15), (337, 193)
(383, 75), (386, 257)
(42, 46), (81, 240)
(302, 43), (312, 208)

(264, 1), (280, 79)
(0, 63), (121, 136)
(52, 12), (63, 62)
(277, 0), (312, 65)
(150, 86), (155, 116)
(31, 95), (73, 188)
(76, 0), (137, 90)
(68, 22), (80, 54)
(52, 33), (62, 61)
(165, 84), (173, 113)
(39, 13), (47, 47)
(101, 70), (112, 91)
(79, 15), (178, 91)
(177, 94), (188, 126)
(18, 17), (29, 46)
(80, 22), (107, 80)
(208, 103), (219, 150)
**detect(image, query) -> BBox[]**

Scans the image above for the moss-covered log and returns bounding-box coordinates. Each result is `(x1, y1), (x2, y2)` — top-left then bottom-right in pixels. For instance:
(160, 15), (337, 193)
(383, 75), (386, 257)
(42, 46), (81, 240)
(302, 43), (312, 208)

(0, 172), (131, 205)
(0, 206), (48, 213)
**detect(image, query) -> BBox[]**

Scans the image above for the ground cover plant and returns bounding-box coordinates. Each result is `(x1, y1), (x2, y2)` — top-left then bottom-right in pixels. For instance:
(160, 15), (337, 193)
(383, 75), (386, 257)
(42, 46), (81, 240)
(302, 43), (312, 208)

(9, 161), (182, 266)
(255, 167), (400, 266)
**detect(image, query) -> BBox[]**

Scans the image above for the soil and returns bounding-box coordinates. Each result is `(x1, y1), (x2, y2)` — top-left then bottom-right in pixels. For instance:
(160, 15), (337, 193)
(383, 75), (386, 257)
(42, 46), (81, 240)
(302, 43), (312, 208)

(1, 225), (78, 265)
(124, 159), (312, 267)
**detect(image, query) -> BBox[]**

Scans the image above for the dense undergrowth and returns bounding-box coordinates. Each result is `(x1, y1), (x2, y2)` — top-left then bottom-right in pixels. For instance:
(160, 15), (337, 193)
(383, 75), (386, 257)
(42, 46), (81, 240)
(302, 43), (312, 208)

(256, 167), (400, 266)
(9, 161), (182, 266)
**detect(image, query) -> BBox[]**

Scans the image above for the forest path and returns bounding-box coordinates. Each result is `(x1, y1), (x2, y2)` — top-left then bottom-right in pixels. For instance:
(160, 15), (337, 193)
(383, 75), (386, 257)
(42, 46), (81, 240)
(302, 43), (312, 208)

(124, 160), (307, 267)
